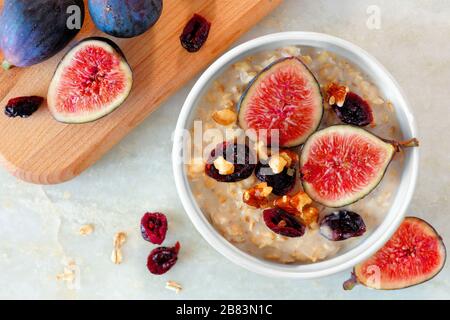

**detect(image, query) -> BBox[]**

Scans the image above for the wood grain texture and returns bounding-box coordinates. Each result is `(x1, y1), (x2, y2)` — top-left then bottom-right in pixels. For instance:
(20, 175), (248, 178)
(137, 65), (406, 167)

(0, 0), (282, 184)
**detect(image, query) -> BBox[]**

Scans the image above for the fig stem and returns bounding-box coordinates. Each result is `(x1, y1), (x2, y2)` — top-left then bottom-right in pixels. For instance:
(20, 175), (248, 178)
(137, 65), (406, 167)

(2, 60), (13, 71)
(343, 272), (358, 291)
(388, 138), (420, 152)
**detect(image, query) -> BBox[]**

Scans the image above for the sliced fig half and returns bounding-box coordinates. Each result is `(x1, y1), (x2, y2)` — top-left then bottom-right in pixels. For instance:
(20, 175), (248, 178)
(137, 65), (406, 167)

(300, 125), (418, 207)
(347, 217), (446, 290)
(47, 37), (133, 124)
(238, 57), (323, 148)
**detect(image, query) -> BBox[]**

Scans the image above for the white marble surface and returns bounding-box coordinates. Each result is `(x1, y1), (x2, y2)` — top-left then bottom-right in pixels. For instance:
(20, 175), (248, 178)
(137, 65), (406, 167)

(0, 0), (449, 300)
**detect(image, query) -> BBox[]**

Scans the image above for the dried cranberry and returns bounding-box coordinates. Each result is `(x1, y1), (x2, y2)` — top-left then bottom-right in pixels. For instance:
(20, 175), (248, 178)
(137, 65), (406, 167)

(205, 141), (256, 183)
(180, 14), (211, 53)
(255, 163), (296, 196)
(5, 96), (44, 118)
(263, 208), (306, 238)
(332, 92), (374, 127)
(147, 242), (181, 275)
(320, 210), (366, 241)
(140, 212), (168, 245)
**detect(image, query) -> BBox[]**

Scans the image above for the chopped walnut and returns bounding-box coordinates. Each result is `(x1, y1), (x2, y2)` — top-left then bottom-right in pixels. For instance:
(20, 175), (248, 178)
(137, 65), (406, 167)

(111, 232), (127, 265)
(279, 150), (299, 168)
(274, 195), (291, 211)
(243, 182), (273, 208)
(268, 154), (288, 174)
(213, 156), (235, 175)
(166, 281), (183, 294)
(212, 108), (237, 126)
(326, 82), (349, 107)
(273, 191), (319, 227)
(78, 224), (94, 236)
(299, 205), (319, 227)
(290, 191), (313, 212)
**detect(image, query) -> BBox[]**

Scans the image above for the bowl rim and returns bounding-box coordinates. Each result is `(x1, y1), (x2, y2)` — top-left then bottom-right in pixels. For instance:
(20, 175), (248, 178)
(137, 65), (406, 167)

(172, 32), (419, 279)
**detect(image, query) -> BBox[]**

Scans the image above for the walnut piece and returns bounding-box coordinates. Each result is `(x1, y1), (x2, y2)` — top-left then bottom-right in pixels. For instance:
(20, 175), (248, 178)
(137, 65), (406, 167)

(279, 150), (299, 168)
(326, 82), (349, 107)
(243, 182), (273, 208)
(213, 156), (235, 175)
(212, 108), (237, 126)
(299, 205), (320, 227)
(268, 154), (288, 174)
(273, 191), (319, 227)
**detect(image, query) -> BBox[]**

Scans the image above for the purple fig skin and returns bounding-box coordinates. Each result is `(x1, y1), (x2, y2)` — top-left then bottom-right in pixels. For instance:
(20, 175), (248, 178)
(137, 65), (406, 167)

(88, 0), (163, 38)
(0, 0), (85, 68)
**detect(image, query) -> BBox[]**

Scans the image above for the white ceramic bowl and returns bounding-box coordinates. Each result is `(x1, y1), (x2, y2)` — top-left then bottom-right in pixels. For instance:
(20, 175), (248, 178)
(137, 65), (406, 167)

(172, 32), (419, 279)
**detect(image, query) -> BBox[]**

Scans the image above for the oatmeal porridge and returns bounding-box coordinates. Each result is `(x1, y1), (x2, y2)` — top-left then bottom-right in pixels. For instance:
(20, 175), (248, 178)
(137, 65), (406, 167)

(187, 46), (406, 264)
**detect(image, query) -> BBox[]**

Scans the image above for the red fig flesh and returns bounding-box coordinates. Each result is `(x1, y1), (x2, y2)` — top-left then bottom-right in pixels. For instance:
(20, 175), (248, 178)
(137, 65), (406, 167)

(350, 217), (446, 290)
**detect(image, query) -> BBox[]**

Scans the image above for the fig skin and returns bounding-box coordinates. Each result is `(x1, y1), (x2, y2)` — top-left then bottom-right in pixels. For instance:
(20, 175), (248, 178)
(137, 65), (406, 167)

(345, 217), (447, 290)
(300, 125), (419, 208)
(237, 57), (324, 148)
(88, 0), (163, 38)
(47, 37), (133, 124)
(0, 0), (85, 68)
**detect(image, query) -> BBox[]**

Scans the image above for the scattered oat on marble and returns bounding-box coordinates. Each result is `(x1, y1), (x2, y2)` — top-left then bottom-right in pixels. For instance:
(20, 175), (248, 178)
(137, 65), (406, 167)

(166, 281), (183, 294)
(78, 224), (94, 236)
(111, 232), (127, 265)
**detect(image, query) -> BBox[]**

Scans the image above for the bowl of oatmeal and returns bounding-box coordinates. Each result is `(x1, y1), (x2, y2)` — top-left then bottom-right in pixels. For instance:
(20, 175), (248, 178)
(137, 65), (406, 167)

(172, 32), (419, 278)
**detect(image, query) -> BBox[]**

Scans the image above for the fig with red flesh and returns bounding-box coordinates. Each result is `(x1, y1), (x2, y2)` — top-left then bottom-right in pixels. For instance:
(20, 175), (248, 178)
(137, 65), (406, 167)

(300, 125), (419, 208)
(238, 57), (323, 148)
(345, 217), (446, 290)
(47, 37), (133, 124)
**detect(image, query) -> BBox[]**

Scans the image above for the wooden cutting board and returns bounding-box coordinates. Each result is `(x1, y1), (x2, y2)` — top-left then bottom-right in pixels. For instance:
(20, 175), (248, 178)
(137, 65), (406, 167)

(0, 0), (282, 184)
